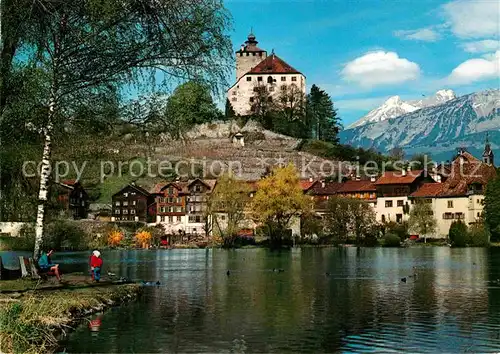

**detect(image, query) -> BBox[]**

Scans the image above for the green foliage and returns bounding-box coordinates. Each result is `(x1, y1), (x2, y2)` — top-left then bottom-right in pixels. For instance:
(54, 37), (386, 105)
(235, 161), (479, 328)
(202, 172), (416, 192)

(165, 81), (223, 138)
(384, 221), (409, 240)
(382, 233), (401, 247)
(44, 219), (87, 251)
(225, 98), (236, 120)
(485, 176), (500, 241)
(300, 213), (324, 241)
(449, 220), (468, 247)
(306, 84), (341, 143)
(408, 202), (437, 237)
(298, 139), (389, 167)
(468, 222), (490, 247)
(324, 197), (378, 245)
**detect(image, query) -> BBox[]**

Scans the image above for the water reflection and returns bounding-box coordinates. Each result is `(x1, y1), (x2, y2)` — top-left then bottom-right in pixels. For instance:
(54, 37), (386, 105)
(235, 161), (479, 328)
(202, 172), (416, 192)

(53, 248), (500, 353)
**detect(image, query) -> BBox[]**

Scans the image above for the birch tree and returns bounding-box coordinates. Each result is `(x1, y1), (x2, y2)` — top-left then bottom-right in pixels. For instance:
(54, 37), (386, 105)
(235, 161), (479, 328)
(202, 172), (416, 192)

(14, 0), (232, 259)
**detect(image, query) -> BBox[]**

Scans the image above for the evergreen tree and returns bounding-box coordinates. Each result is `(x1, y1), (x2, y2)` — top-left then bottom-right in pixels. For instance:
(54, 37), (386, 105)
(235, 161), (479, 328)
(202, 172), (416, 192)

(485, 176), (500, 241)
(306, 84), (341, 143)
(225, 98), (236, 120)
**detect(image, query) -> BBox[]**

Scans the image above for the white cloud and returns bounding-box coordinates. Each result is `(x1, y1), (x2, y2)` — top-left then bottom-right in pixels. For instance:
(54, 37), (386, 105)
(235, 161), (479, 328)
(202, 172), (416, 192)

(461, 39), (499, 53)
(443, 0), (500, 39)
(394, 28), (441, 42)
(447, 50), (500, 84)
(341, 51), (421, 87)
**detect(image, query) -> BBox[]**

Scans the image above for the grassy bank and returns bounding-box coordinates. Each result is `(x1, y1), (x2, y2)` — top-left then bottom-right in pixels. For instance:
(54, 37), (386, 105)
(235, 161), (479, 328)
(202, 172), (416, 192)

(0, 275), (141, 353)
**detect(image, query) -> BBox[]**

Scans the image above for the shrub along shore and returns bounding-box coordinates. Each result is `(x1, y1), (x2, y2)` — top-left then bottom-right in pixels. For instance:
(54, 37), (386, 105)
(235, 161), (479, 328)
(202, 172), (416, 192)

(0, 275), (142, 353)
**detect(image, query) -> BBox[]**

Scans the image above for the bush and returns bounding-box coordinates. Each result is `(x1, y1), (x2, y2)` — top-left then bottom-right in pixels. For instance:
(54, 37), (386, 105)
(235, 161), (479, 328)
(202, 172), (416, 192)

(384, 221), (409, 240)
(382, 233), (401, 247)
(449, 220), (468, 247)
(468, 223), (490, 247)
(44, 219), (87, 251)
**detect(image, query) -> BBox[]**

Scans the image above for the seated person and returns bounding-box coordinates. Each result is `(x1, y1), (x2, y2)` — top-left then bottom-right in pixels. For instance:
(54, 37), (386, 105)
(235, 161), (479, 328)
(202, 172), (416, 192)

(38, 249), (61, 281)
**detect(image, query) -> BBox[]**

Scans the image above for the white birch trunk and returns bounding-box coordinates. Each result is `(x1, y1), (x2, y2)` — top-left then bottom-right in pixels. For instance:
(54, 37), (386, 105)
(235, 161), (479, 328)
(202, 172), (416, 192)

(33, 88), (56, 260)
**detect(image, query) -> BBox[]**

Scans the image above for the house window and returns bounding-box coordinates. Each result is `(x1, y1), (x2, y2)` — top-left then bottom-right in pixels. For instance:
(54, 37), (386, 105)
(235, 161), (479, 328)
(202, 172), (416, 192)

(397, 200), (404, 207)
(455, 212), (464, 220)
(385, 200), (393, 208)
(267, 76), (273, 84)
(381, 215), (386, 223)
(249, 97), (254, 103)
(130, 192), (136, 196)
(232, 97), (237, 102)
(246, 77), (251, 81)
(123, 209), (128, 214)
(195, 185), (202, 192)
(396, 214), (403, 223)
(291, 76), (297, 82)
(168, 187), (173, 195)
(221, 215), (226, 220)
(124, 192), (128, 197)
(443, 212), (454, 220)
(168, 216), (173, 223)
(232, 91), (236, 95)
(447, 201), (453, 208)
(160, 216), (165, 222)
(130, 209), (135, 214)
(281, 85), (287, 90)
(114, 209), (120, 214)
(281, 76), (286, 81)
(257, 76), (262, 82)
(123, 201), (128, 206)
(132, 200), (136, 206)
(115, 201), (120, 206)
(177, 216), (181, 222)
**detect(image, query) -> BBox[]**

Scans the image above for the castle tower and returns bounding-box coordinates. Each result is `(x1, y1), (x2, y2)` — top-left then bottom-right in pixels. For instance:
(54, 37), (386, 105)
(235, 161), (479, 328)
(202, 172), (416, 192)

(235, 31), (267, 80)
(483, 133), (494, 165)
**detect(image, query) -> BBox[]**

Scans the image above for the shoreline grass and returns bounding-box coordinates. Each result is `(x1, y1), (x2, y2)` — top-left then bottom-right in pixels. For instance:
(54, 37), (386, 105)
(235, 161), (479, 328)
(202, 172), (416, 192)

(0, 276), (141, 353)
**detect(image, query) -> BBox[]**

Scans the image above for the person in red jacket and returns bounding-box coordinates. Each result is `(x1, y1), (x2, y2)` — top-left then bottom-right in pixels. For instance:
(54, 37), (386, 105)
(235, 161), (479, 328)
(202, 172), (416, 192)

(90, 250), (103, 282)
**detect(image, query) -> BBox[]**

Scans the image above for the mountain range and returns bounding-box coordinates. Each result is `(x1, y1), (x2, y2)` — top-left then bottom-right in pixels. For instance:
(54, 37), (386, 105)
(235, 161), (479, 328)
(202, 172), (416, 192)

(340, 89), (500, 162)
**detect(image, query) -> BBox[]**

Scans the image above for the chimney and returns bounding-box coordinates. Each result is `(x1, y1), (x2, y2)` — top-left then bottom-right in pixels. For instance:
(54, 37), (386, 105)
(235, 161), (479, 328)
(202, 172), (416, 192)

(355, 175), (361, 181)
(402, 169), (407, 176)
(370, 175), (376, 182)
(309, 177), (313, 182)
(321, 181), (325, 188)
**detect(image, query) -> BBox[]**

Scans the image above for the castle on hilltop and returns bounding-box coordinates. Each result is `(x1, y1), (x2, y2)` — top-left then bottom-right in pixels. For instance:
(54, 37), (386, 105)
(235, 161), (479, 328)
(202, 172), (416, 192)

(227, 32), (306, 116)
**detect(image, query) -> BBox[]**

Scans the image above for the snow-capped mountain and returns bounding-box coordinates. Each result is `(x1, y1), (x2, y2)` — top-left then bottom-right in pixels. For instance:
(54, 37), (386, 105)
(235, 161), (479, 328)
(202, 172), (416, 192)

(340, 89), (500, 161)
(347, 89), (456, 129)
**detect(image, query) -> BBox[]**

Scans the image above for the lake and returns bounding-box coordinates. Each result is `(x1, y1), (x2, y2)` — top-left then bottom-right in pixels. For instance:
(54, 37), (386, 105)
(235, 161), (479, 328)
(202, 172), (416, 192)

(6, 247), (500, 353)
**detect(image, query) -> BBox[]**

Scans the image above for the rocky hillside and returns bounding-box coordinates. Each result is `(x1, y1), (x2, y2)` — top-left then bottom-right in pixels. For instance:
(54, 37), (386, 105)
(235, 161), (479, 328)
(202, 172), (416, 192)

(340, 89), (499, 161)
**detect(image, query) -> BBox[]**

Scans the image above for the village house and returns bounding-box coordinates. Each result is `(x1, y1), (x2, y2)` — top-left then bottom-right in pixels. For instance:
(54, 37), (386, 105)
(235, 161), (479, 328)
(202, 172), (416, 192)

(111, 183), (153, 222)
(336, 178), (377, 208)
(53, 180), (89, 219)
(409, 147), (496, 237)
(227, 32), (306, 116)
(149, 179), (216, 236)
(374, 169), (435, 224)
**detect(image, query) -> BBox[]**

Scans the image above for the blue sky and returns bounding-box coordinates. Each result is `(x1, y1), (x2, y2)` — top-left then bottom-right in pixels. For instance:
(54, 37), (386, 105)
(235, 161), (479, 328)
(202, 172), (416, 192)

(225, 0), (500, 126)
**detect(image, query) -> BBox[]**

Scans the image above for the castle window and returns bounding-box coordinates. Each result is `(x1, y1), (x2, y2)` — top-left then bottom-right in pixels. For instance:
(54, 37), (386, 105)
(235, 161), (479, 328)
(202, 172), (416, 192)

(246, 77), (251, 81)
(281, 76), (286, 81)
(291, 76), (297, 82)
(232, 97), (237, 102)
(249, 97), (254, 103)
(257, 76), (262, 82)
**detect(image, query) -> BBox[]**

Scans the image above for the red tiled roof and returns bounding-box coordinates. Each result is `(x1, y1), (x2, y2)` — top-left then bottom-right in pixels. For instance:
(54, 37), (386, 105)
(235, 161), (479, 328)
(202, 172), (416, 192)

(248, 54), (301, 75)
(410, 183), (443, 197)
(337, 180), (376, 193)
(375, 170), (425, 185)
(150, 179), (217, 195)
(309, 181), (344, 195)
(435, 154), (497, 197)
(300, 180), (316, 191)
